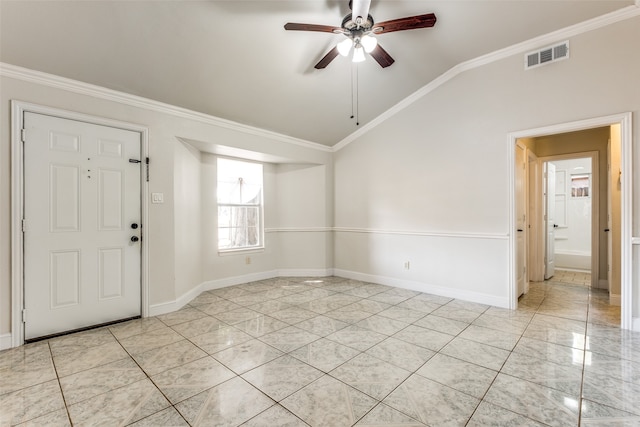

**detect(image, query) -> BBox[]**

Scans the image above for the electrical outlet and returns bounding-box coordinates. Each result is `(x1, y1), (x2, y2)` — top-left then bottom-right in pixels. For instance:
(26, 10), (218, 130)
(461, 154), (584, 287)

(404, 261), (410, 270)
(245, 256), (251, 265)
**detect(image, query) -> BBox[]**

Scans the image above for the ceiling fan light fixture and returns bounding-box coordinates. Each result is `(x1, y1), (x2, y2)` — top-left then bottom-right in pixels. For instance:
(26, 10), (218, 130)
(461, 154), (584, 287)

(337, 38), (353, 56)
(361, 34), (377, 53)
(352, 46), (366, 62)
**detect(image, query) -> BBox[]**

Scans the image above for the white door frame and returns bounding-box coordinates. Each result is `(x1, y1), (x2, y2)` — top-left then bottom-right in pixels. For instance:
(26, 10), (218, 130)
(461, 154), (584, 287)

(11, 101), (150, 347)
(508, 112), (633, 330)
(538, 152), (599, 288)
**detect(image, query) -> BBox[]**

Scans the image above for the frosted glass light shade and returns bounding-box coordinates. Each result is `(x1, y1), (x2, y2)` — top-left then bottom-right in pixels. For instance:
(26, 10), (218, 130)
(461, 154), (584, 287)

(337, 38), (353, 56)
(352, 46), (366, 62)
(361, 35), (378, 53)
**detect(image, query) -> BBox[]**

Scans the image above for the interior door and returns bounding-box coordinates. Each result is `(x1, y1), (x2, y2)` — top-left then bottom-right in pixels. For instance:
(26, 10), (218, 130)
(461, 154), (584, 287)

(607, 139), (613, 291)
(515, 143), (527, 296)
(545, 162), (556, 280)
(23, 112), (142, 340)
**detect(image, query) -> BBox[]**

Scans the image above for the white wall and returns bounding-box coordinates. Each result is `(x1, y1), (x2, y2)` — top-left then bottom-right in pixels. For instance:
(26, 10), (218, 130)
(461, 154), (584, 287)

(333, 15), (640, 311)
(551, 158), (592, 271)
(0, 70), (333, 341)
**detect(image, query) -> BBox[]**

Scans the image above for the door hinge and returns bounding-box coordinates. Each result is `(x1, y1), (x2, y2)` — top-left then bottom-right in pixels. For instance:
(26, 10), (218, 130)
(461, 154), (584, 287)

(21, 129), (26, 143)
(22, 218), (27, 232)
(22, 309), (27, 323)
(146, 157), (149, 182)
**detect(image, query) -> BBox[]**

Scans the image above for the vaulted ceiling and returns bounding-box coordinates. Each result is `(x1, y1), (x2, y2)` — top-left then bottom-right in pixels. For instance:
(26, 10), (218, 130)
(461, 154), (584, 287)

(0, 1), (634, 146)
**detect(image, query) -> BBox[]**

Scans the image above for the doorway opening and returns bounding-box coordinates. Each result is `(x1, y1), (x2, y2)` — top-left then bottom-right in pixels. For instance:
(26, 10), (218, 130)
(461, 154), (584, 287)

(508, 113), (633, 330)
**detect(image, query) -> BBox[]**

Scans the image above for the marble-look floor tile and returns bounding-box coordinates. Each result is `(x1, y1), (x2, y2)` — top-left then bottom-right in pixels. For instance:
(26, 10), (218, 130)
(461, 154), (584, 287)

(0, 341), (50, 369)
(67, 378), (170, 426)
(416, 353), (497, 398)
(214, 307), (263, 325)
(343, 285), (389, 299)
(581, 369), (640, 416)
(213, 339), (283, 374)
(53, 340), (129, 377)
(197, 299), (243, 316)
(0, 349), (57, 395)
(128, 407), (189, 426)
(15, 407), (71, 427)
(529, 313), (586, 335)
(156, 306), (208, 326)
(344, 300), (391, 315)
(189, 325), (253, 354)
(483, 373), (579, 427)
(242, 404), (309, 427)
(299, 294), (361, 314)
(0, 379), (65, 426)
(430, 305), (484, 323)
(466, 401), (546, 427)
(108, 317), (165, 340)
(186, 291), (225, 307)
(59, 356), (145, 405)
(170, 315), (228, 339)
(289, 338), (360, 372)
(523, 324), (586, 349)
(150, 356), (235, 404)
(354, 403), (427, 426)
(268, 307), (318, 325)
(377, 306), (426, 324)
(471, 313), (529, 335)
(583, 350), (640, 384)
(247, 300), (292, 315)
(580, 398), (640, 426)
(227, 292), (277, 306)
(458, 324), (521, 351)
(175, 377), (274, 426)
(365, 337), (435, 372)
(48, 327), (115, 357)
(325, 306), (374, 324)
(383, 374), (479, 427)
(413, 314), (469, 336)
(258, 326), (322, 353)
(394, 297), (442, 314)
(326, 325), (387, 352)
(242, 355), (324, 401)
(501, 351), (583, 395)
(513, 336), (584, 367)
(295, 315), (349, 337)
(118, 326), (184, 356)
(233, 315), (290, 337)
(483, 306), (535, 322)
(281, 375), (377, 427)
(355, 315), (408, 336)
(330, 353), (411, 400)
(441, 337), (510, 371)
(132, 339), (207, 376)
(393, 324), (454, 352)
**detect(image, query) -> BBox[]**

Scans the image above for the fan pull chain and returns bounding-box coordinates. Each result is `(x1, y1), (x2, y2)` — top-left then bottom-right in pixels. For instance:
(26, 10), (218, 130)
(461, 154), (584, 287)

(350, 63), (359, 126)
(350, 63), (355, 120)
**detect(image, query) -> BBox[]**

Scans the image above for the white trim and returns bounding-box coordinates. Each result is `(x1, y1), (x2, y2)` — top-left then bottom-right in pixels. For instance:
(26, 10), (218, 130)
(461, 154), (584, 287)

(507, 112), (633, 330)
(333, 227), (507, 240)
(148, 268), (334, 317)
(610, 293), (621, 306)
(633, 317), (640, 332)
(265, 227), (333, 233)
(334, 5), (640, 151)
(632, 237), (640, 245)
(0, 333), (13, 351)
(10, 101), (150, 348)
(333, 269), (509, 308)
(0, 63), (331, 153)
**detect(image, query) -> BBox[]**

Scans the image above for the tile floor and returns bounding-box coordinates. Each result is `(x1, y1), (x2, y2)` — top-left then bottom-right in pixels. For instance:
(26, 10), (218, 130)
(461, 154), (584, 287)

(1, 275), (638, 426)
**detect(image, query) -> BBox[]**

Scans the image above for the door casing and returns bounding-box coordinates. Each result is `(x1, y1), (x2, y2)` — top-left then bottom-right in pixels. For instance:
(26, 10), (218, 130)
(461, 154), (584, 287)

(508, 112), (634, 330)
(11, 101), (150, 347)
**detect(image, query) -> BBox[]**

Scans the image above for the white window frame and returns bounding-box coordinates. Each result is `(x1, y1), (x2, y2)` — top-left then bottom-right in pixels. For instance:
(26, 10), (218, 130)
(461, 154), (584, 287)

(217, 158), (264, 253)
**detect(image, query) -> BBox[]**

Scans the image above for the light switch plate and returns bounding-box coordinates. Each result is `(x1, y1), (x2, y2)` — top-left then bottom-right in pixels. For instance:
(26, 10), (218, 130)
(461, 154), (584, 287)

(151, 192), (164, 204)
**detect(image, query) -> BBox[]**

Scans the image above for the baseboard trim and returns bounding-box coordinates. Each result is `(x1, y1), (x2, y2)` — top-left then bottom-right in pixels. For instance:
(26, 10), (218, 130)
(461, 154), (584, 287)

(149, 269), (335, 317)
(633, 317), (640, 332)
(333, 269), (510, 308)
(596, 279), (609, 290)
(610, 293), (621, 306)
(0, 333), (13, 350)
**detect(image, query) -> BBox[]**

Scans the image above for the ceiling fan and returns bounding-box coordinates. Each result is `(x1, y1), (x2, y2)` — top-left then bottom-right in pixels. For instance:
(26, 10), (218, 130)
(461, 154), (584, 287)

(284, 0), (437, 69)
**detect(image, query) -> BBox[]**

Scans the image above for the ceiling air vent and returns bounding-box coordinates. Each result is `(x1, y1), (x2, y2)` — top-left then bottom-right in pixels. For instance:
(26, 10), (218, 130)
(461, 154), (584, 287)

(525, 41), (569, 70)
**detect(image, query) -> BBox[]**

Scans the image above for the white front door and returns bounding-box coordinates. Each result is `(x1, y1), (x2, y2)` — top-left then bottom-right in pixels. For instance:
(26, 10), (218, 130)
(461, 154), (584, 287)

(545, 162), (556, 280)
(515, 143), (527, 296)
(23, 112), (142, 340)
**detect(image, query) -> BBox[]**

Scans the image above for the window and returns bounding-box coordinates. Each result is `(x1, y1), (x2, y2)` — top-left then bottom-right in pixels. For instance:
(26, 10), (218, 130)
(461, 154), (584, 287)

(217, 158), (263, 251)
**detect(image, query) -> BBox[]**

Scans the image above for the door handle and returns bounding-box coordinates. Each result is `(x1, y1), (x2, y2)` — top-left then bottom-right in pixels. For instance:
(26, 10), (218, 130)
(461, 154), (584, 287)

(131, 236), (139, 242)
(517, 229), (523, 232)
(604, 229), (610, 232)
(131, 223), (139, 229)
(553, 224), (559, 228)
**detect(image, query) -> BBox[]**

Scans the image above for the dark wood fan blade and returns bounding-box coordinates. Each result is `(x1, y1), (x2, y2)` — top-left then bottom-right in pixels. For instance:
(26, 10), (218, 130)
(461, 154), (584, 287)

(373, 13), (437, 34)
(284, 23), (342, 33)
(314, 47), (340, 69)
(369, 44), (395, 68)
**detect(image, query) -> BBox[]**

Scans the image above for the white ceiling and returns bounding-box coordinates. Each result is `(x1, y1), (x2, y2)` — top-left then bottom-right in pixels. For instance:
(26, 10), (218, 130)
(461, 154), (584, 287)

(0, 0), (634, 146)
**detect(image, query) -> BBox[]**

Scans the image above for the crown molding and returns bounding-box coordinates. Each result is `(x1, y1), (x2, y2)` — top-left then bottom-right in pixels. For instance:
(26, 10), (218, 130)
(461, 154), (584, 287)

(0, 62), (332, 153)
(333, 4), (640, 152)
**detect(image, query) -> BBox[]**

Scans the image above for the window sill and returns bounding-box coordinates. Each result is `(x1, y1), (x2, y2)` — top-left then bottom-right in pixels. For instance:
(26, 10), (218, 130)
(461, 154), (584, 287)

(218, 247), (265, 257)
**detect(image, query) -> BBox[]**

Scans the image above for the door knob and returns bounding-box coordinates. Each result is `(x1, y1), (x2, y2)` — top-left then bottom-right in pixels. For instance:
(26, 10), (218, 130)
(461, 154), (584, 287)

(131, 236), (139, 242)
(604, 228), (610, 232)
(131, 223), (139, 229)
